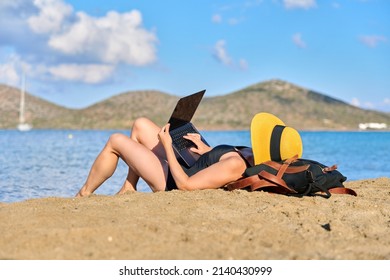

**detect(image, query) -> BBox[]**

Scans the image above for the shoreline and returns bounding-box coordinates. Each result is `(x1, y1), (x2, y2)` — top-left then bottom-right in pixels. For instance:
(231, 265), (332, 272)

(1, 177), (389, 260)
(0, 176), (387, 205)
(1, 127), (390, 132)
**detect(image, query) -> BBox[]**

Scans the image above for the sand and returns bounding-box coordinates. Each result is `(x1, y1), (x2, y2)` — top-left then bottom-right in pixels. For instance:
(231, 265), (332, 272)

(1, 178), (389, 260)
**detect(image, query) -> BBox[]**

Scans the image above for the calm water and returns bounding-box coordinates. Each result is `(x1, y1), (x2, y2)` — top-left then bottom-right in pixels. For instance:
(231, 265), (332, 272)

(1, 130), (389, 203)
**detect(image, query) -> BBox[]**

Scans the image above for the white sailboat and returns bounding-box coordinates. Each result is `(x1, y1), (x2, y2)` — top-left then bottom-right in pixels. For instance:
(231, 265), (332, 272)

(17, 73), (32, 131)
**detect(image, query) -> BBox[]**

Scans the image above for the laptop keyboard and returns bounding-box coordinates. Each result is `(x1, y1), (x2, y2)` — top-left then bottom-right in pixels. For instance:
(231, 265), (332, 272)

(171, 123), (198, 151)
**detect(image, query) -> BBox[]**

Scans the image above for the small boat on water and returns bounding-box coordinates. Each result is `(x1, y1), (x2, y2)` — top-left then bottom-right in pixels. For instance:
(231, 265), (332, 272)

(17, 73), (32, 132)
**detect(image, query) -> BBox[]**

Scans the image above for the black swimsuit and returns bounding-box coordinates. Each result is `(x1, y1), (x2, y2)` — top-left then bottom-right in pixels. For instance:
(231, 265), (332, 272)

(166, 145), (248, 191)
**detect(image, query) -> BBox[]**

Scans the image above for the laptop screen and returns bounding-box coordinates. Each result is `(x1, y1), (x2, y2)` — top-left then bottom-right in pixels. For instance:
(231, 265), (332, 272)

(168, 90), (205, 130)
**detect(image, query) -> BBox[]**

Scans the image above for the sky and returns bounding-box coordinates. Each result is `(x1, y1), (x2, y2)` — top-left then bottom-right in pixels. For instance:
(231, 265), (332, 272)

(0, 0), (389, 111)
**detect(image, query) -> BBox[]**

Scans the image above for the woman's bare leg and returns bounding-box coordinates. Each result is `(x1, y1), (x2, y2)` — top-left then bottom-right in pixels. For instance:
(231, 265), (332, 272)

(116, 168), (140, 194)
(77, 119), (168, 197)
(117, 118), (167, 194)
(76, 136), (122, 197)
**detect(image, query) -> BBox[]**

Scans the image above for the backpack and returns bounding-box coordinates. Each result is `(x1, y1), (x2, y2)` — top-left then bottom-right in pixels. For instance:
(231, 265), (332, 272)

(226, 155), (357, 198)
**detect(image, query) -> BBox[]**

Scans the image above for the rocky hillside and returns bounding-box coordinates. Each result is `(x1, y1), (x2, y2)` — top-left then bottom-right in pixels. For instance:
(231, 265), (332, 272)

(1, 80), (389, 130)
(78, 90), (178, 129)
(196, 80), (390, 130)
(0, 85), (79, 129)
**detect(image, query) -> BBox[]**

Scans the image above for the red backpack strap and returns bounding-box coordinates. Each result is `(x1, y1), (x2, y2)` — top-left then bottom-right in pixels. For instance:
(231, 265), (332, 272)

(226, 155), (302, 193)
(225, 174), (259, 191)
(329, 187), (357, 196)
(255, 170), (297, 193)
(252, 155), (300, 193)
(225, 173), (282, 192)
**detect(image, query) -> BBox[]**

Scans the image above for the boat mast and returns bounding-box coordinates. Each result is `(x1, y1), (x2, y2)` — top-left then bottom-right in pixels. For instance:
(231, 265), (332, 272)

(19, 72), (26, 125)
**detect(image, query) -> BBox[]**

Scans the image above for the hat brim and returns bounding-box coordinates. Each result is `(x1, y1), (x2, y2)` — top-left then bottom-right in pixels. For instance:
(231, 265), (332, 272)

(250, 112), (302, 164)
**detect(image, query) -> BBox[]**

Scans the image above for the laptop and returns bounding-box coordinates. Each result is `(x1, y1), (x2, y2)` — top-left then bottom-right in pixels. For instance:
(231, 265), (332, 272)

(168, 90), (209, 167)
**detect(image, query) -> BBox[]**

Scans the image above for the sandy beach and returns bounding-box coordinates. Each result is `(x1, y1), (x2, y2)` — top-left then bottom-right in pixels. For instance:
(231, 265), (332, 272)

(1, 178), (389, 260)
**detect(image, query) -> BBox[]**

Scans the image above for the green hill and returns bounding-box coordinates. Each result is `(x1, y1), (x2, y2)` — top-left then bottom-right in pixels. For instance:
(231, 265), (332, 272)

(1, 79), (389, 130)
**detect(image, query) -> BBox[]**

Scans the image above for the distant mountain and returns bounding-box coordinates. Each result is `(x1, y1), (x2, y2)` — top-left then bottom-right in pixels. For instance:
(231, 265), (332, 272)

(78, 90), (178, 129)
(1, 79), (389, 130)
(0, 84), (77, 129)
(196, 79), (390, 130)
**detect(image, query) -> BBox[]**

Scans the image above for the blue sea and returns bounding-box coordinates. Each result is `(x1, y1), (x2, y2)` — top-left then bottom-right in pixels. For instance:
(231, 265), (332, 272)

(1, 129), (389, 203)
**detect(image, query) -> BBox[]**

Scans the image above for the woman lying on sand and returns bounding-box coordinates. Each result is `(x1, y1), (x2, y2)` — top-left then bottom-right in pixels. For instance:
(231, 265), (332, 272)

(76, 113), (302, 196)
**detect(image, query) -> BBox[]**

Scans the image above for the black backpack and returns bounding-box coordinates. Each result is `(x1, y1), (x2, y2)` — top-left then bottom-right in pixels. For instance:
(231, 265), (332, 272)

(226, 155), (357, 198)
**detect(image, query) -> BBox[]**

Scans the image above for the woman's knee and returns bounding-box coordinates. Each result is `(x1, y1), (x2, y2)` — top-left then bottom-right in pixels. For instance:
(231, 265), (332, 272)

(131, 117), (160, 144)
(224, 155), (247, 174)
(107, 133), (128, 149)
(132, 117), (154, 133)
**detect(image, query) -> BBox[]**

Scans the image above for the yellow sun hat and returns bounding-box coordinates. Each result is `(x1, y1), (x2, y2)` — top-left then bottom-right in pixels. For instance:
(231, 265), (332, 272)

(250, 112), (303, 165)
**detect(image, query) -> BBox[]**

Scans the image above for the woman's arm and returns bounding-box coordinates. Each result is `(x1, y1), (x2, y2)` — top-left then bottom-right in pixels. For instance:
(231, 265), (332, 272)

(158, 124), (192, 189)
(183, 133), (212, 155)
(158, 124), (246, 191)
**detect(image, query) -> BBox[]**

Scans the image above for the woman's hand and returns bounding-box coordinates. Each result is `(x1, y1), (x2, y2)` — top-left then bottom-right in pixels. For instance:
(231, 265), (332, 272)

(158, 123), (172, 149)
(183, 133), (212, 155)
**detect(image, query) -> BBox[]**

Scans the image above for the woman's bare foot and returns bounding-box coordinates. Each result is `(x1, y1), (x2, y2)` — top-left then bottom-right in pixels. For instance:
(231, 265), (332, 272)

(76, 185), (92, 197)
(116, 188), (136, 195)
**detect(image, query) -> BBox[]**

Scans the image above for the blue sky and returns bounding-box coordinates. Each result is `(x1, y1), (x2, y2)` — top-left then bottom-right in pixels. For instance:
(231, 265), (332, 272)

(0, 0), (389, 111)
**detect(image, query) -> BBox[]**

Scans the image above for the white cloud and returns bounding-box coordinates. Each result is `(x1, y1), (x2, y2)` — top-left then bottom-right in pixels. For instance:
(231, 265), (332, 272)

(351, 98), (360, 107)
(363, 101), (375, 109)
(211, 14), (243, 26)
(212, 40), (248, 70)
(292, 33), (307, 48)
(213, 40), (233, 66)
(212, 14), (222, 23)
(212, 1), (263, 26)
(0, 60), (20, 86)
(239, 59), (249, 70)
(359, 35), (388, 48)
(28, 0), (73, 34)
(0, 56), (111, 86)
(283, 0), (317, 9)
(0, 0), (27, 9)
(47, 10), (157, 66)
(48, 64), (115, 83)
(351, 97), (390, 111)
(0, 54), (32, 86)
(0, 0), (159, 85)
